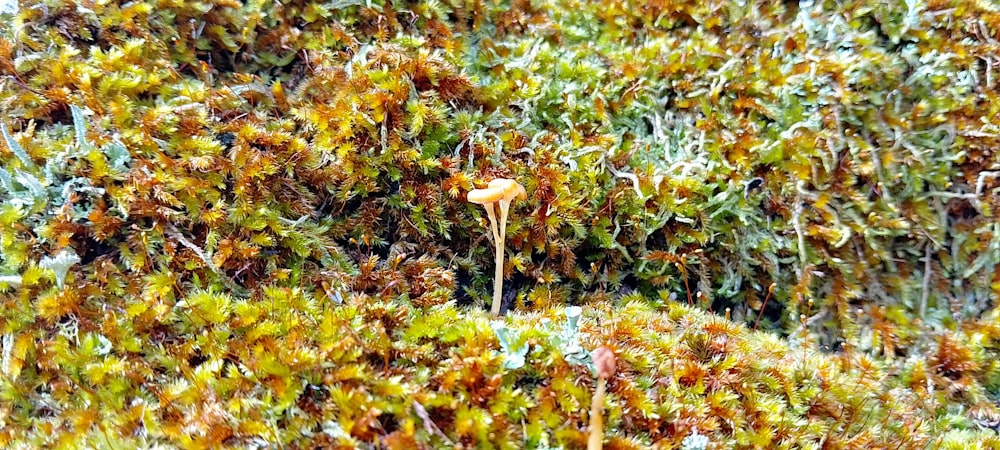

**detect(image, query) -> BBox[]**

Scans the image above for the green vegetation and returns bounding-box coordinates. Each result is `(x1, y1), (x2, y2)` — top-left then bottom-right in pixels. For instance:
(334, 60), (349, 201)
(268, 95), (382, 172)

(1, 0), (999, 447)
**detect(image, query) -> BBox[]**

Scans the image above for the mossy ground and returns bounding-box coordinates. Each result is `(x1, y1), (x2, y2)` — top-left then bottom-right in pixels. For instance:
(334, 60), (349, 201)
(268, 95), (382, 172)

(1, 0), (1000, 448)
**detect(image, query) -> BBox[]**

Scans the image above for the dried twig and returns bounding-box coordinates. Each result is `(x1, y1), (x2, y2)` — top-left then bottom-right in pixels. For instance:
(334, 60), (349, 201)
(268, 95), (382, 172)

(413, 400), (454, 446)
(164, 224), (247, 296)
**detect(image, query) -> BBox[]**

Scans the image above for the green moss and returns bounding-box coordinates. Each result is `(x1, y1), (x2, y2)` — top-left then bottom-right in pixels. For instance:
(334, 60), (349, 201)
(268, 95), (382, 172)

(0, 297), (946, 447)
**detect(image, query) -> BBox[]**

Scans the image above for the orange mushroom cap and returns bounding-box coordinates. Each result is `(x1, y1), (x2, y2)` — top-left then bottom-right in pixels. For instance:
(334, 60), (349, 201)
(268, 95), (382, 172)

(488, 178), (527, 201)
(467, 187), (504, 204)
(593, 346), (617, 379)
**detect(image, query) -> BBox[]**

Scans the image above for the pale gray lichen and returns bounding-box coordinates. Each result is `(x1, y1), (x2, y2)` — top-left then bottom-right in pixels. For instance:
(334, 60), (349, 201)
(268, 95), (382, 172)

(0, 0), (16, 15)
(0, 275), (22, 287)
(40, 248), (81, 289)
(539, 306), (593, 371)
(492, 321), (529, 370)
(681, 427), (709, 450)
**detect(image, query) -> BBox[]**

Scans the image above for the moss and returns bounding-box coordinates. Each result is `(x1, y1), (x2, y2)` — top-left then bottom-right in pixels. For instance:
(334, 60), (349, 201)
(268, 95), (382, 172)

(0, 297), (946, 447)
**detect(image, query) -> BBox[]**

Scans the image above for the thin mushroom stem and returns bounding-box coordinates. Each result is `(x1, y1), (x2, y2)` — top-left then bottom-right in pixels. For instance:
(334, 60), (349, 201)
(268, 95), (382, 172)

(498, 198), (511, 240)
(588, 376), (608, 450)
(484, 203), (504, 316)
(490, 199), (513, 316)
(589, 346), (616, 450)
(484, 203), (501, 244)
(491, 232), (504, 316)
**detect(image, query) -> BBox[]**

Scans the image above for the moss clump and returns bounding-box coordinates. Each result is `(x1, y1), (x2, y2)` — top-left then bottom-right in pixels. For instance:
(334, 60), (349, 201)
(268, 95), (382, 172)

(0, 297), (946, 448)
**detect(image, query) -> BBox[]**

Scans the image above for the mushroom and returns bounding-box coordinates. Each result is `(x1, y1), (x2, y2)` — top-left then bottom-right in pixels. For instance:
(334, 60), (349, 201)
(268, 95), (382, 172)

(467, 178), (526, 316)
(588, 346), (617, 450)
